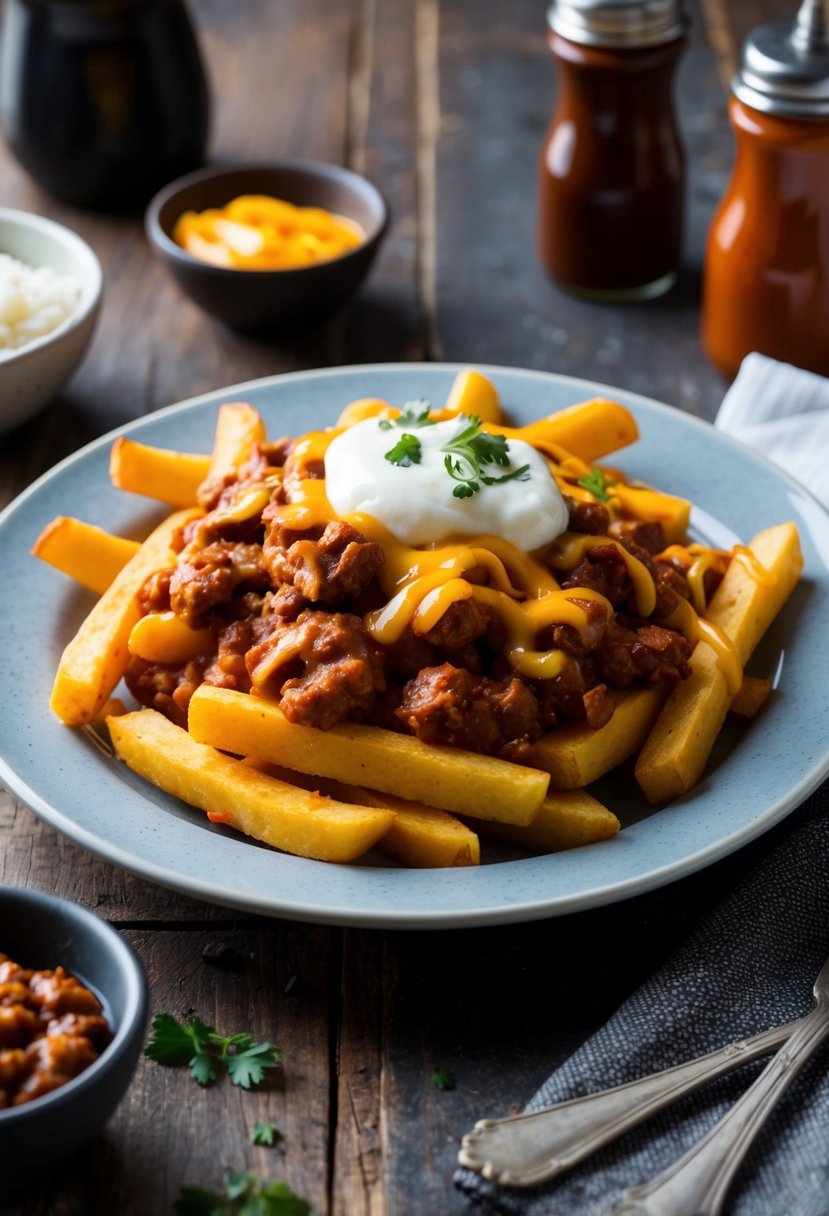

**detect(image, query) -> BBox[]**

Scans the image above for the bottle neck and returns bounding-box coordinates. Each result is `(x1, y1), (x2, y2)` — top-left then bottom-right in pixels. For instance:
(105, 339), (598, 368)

(729, 95), (829, 149)
(548, 30), (686, 75)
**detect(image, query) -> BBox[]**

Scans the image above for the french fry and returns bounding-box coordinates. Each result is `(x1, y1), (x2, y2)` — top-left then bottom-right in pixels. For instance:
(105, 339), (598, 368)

(50, 508), (200, 726)
(108, 709), (396, 863)
(531, 687), (666, 789)
(187, 685), (549, 825)
(729, 675), (772, 721)
(635, 523), (803, 803)
(444, 369), (503, 424)
(32, 517), (140, 594)
(465, 790), (620, 852)
(110, 437), (210, 507)
(491, 398), (639, 464)
(206, 402), (266, 483)
(331, 783), (480, 867)
(336, 397), (396, 427)
(92, 697), (127, 725)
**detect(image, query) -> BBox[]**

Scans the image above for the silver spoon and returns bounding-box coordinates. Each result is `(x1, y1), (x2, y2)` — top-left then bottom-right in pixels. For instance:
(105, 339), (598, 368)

(614, 952), (829, 1216)
(458, 1018), (799, 1187)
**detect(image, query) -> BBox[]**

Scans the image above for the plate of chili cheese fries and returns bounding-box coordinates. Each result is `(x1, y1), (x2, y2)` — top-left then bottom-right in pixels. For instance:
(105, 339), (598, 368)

(1, 364), (828, 927)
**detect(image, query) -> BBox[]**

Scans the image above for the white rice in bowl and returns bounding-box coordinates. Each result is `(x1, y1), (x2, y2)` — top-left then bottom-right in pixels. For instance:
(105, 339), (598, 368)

(0, 252), (82, 357)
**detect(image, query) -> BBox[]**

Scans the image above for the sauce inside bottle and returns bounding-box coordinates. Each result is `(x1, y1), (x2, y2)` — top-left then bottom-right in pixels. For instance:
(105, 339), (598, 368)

(701, 0), (829, 379)
(538, 3), (687, 302)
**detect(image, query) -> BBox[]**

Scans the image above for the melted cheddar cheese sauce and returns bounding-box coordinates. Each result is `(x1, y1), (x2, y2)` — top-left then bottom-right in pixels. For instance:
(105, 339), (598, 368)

(257, 416), (750, 692)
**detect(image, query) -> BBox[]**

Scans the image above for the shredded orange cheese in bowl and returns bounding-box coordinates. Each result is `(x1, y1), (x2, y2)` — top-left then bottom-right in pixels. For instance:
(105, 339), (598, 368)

(172, 194), (364, 271)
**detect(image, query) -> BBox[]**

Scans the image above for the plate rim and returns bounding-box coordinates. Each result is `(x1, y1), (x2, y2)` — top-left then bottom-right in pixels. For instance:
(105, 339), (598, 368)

(2, 361), (828, 928)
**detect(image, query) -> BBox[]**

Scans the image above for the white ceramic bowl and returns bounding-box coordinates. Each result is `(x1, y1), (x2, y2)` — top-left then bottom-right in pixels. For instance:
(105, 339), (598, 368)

(0, 208), (102, 432)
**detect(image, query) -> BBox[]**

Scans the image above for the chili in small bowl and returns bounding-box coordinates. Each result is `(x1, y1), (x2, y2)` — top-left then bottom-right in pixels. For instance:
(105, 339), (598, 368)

(0, 886), (148, 1201)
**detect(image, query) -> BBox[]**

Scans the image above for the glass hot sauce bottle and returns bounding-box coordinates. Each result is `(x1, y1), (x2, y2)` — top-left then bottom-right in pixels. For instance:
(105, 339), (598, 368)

(538, 0), (688, 301)
(701, 0), (829, 378)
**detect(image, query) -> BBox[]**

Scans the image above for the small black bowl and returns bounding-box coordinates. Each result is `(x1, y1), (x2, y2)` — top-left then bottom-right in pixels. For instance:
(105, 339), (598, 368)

(146, 161), (389, 332)
(0, 886), (149, 1201)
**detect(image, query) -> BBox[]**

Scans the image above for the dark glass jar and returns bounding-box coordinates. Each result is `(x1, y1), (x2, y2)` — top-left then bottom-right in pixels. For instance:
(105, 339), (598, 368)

(0, 0), (210, 209)
(538, 0), (687, 301)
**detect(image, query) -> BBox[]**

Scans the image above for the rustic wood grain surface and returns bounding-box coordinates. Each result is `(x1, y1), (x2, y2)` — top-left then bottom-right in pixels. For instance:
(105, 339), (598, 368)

(0, 0), (791, 1212)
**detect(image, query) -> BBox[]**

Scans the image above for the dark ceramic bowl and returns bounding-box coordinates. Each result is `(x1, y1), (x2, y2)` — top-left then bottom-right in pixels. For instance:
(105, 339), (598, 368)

(0, 886), (149, 1201)
(145, 161), (389, 332)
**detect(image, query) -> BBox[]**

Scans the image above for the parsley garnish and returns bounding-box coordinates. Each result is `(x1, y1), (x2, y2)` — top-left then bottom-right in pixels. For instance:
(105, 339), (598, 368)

(175, 1171), (309, 1216)
(441, 415), (530, 499)
(251, 1121), (280, 1147)
(384, 432), (422, 467)
(378, 399), (435, 431)
(144, 1011), (280, 1090)
(577, 467), (615, 503)
(431, 1065), (456, 1091)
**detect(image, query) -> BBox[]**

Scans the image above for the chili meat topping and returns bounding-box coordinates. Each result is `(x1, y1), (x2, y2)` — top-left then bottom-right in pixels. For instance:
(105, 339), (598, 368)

(0, 953), (112, 1108)
(124, 439), (708, 764)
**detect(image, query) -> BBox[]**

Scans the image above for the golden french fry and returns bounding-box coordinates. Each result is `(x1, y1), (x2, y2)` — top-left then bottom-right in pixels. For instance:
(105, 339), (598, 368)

(92, 697), (127, 726)
(187, 685), (549, 825)
(729, 675), (773, 721)
(444, 369), (503, 424)
(331, 783), (480, 868)
(110, 437), (210, 507)
(108, 709), (396, 863)
(494, 398), (639, 463)
(336, 398), (397, 427)
(465, 790), (620, 852)
(32, 517), (140, 595)
(635, 523), (803, 803)
(531, 687), (666, 790)
(206, 402), (266, 483)
(50, 509), (201, 726)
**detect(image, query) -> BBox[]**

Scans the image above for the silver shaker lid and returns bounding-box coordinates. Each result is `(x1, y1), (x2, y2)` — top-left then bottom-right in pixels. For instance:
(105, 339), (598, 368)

(733, 0), (829, 118)
(547, 0), (687, 48)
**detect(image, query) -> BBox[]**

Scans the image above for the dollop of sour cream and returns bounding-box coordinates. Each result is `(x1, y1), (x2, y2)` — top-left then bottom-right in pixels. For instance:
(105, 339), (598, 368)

(325, 416), (569, 549)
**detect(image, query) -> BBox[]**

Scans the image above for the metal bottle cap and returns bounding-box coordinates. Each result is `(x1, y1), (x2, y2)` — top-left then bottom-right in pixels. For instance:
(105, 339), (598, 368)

(733, 0), (829, 119)
(547, 0), (687, 49)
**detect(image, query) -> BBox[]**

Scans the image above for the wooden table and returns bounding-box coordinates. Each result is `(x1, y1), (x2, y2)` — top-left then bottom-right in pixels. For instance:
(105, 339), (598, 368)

(0, 0), (788, 1210)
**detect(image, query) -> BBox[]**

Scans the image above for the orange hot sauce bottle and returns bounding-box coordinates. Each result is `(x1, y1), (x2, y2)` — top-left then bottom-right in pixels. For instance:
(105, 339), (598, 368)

(701, 0), (829, 378)
(538, 0), (688, 302)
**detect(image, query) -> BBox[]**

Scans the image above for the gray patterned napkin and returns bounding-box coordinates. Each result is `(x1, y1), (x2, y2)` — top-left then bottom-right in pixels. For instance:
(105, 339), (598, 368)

(455, 785), (829, 1215)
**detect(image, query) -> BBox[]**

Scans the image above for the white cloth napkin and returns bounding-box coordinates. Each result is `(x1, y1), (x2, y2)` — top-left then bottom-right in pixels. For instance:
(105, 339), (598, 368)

(716, 353), (829, 511)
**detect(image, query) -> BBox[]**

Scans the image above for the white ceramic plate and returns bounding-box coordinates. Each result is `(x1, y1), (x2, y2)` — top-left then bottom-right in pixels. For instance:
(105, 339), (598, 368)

(1, 364), (828, 927)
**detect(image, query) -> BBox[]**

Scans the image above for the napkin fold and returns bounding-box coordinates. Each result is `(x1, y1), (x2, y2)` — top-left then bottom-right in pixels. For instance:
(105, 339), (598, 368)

(456, 355), (829, 1215)
(716, 353), (829, 510)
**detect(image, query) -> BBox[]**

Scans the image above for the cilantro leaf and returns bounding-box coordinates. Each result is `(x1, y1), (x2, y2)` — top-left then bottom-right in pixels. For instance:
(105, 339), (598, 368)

(396, 399), (434, 428)
(227, 1040), (281, 1090)
(225, 1171), (256, 1201)
(175, 1174), (309, 1216)
(577, 467), (614, 503)
(441, 416), (530, 498)
(251, 1121), (280, 1147)
(144, 1011), (214, 1068)
(431, 1065), (456, 1091)
(384, 433), (422, 468)
(145, 1011), (280, 1090)
(190, 1050), (221, 1087)
(259, 1181), (311, 1215)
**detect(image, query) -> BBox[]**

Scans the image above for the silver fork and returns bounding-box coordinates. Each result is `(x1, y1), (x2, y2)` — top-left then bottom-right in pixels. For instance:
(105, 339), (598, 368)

(613, 952), (829, 1216)
(458, 1018), (799, 1187)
